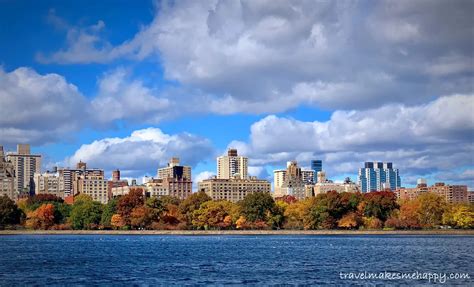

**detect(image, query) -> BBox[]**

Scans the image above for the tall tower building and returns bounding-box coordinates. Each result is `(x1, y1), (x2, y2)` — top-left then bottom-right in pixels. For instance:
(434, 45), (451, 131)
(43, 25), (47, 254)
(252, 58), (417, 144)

(6, 144), (41, 195)
(0, 146), (16, 200)
(311, 160), (323, 182)
(217, 149), (248, 179)
(358, 161), (401, 192)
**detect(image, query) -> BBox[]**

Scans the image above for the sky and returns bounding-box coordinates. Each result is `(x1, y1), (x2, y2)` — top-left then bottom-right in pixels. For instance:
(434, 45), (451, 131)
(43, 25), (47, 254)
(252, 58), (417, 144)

(0, 0), (473, 189)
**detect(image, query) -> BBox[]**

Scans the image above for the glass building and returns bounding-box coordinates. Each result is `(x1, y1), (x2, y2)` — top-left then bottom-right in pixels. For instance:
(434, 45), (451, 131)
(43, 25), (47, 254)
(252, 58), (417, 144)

(358, 162), (401, 192)
(310, 160), (323, 183)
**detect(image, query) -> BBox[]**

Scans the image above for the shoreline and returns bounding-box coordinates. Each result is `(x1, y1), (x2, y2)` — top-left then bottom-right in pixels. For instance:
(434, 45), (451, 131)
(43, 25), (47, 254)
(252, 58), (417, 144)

(1, 229), (473, 236)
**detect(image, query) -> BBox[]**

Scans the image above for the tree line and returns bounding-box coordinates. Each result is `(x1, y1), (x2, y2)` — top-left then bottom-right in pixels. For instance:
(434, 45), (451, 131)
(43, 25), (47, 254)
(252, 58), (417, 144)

(0, 190), (473, 230)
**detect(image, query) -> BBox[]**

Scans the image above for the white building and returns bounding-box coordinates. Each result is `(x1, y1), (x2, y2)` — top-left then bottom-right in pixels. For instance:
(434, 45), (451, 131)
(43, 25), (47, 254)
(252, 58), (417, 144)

(217, 149), (248, 179)
(34, 171), (65, 198)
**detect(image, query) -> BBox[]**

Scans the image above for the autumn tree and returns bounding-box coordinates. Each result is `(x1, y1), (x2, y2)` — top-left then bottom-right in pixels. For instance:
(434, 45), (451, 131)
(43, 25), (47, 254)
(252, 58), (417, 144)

(362, 191), (398, 222)
(179, 191), (211, 228)
(442, 204), (474, 229)
(26, 203), (55, 229)
(0, 195), (23, 229)
(338, 212), (362, 229)
(111, 214), (126, 229)
(307, 191), (359, 229)
(116, 189), (144, 225)
(397, 199), (422, 229)
(192, 200), (239, 230)
(130, 206), (152, 229)
(416, 192), (445, 227)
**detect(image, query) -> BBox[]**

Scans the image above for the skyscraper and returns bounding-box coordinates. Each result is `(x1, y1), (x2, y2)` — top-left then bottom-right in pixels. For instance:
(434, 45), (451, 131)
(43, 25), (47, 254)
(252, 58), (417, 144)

(6, 144), (41, 195)
(311, 160), (323, 182)
(358, 162), (401, 192)
(217, 149), (248, 179)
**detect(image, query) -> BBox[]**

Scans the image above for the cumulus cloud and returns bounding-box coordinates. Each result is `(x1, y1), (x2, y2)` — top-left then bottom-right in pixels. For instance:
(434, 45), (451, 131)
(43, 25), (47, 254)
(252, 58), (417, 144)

(91, 68), (171, 124)
(65, 128), (214, 177)
(38, 0), (473, 113)
(0, 67), (87, 146)
(230, 94), (474, 184)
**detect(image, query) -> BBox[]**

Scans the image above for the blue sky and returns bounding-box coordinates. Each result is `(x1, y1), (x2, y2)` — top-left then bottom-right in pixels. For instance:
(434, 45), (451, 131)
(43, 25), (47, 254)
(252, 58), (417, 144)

(1, 0), (473, 188)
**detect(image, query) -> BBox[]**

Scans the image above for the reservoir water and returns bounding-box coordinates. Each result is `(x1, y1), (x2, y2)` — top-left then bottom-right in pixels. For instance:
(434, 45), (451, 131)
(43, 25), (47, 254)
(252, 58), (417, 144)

(0, 235), (472, 285)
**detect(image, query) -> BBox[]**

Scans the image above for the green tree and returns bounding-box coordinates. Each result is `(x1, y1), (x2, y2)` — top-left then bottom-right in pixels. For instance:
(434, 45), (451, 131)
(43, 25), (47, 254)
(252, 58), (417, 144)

(70, 197), (103, 230)
(239, 192), (276, 223)
(179, 191), (211, 228)
(101, 198), (118, 229)
(146, 197), (166, 222)
(0, 195), (23, 229)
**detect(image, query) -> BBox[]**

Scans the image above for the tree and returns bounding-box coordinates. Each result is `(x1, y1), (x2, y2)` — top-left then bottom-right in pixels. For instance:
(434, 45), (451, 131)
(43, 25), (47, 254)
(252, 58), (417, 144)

(283, 198), (315, 229)
(130, 206), (152, 229)
(26, 203), (55, 229)
(236, 216), (248, 229)
(146, 197), (166, 222)
(70, 197), (103, 230)
(338, 212), (362, 229)
(101, 198), (118, 229)
(362, 191), (398, 222)
(417, 192), (445, 227)
(397, 199), (422, 229)
(0, 195), (23, 229)
(116, 189), (144, 225)
(239, 192), (276, 223)
(111, 214), (126, 229)
(179, 191), (211, 228)
(443, 204), (474, 229)
(192, 200), (239, 230)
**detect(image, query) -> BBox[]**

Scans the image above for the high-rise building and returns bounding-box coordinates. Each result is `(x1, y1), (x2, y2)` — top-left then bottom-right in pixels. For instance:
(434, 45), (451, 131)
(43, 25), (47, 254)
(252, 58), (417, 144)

(157, 157), (191, 181)
(156, 158), (192, 199)
(0, 146), (16, 200)
(58, 161), (103, 197)
(311, 160), (323, 182)
(76, 168), (108, 204)
(58, 162), (108, 203)
(198, 176), (271, 203)
(274, 161), (310, 200)
(6, 144), (41, 195)
(33, 171), (65, 198)
(217, 149), (248, 179)
(358, 162), (401, 192)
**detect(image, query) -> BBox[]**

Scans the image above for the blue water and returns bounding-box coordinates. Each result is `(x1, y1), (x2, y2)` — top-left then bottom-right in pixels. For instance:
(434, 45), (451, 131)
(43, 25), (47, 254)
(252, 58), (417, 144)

(0, 235), (472, 285)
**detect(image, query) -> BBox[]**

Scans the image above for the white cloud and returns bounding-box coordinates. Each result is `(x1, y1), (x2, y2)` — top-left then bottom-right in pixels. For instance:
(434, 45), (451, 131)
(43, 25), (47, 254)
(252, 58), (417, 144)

(66, 127), (214, 177)
(91, 68), (171, 124)
(231, 94), (474, 184)
(38, 1), (473, 113)
(0, 67), (87, 145)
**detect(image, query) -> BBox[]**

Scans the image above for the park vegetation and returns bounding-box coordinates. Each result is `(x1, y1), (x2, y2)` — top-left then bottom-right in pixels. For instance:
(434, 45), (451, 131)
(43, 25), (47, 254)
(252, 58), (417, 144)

(0, 190), (472, 230)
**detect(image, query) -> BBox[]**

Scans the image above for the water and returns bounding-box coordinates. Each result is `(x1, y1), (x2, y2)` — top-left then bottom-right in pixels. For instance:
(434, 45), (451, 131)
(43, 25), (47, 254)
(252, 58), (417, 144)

(0, 235), (472, 285)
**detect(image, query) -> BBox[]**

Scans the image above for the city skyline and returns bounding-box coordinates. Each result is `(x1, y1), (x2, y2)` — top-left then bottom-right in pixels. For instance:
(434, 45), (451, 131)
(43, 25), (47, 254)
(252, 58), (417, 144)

(0, 1), (473, 189)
